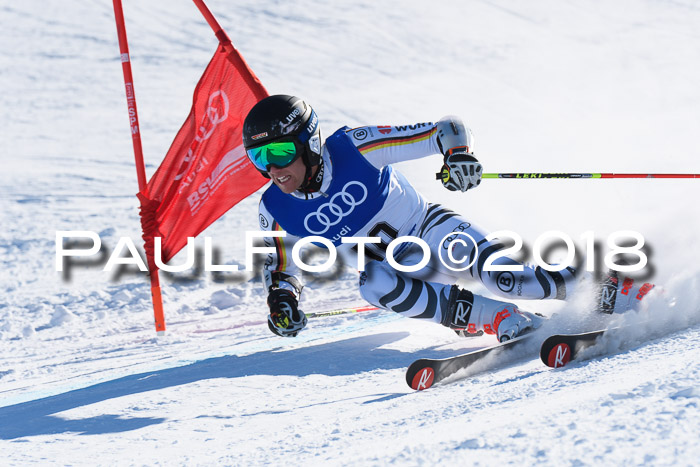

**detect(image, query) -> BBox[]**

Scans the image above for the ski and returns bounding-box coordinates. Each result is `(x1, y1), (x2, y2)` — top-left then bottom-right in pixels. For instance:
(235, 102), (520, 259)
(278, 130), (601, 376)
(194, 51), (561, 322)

(406, 333), (536, 390)
(539, 328), (607, 368)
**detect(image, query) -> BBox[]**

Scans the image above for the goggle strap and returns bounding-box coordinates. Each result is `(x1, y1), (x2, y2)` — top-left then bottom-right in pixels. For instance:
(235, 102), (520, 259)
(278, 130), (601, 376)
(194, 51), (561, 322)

(297, 109), (318, 144)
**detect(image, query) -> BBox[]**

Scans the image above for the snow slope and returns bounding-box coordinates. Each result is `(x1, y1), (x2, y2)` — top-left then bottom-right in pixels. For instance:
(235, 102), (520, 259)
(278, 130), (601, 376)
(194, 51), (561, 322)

(2, 0), (700, 464)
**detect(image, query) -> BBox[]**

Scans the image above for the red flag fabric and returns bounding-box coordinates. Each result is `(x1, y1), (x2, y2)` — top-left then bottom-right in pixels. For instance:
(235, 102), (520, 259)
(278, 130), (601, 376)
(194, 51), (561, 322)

(139, 44), (268, 263)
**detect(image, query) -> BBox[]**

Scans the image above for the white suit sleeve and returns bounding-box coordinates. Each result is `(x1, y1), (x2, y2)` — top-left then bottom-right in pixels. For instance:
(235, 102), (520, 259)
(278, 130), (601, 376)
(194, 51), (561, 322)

(345, 118), (474, 169)
(345, 122), (441, 168)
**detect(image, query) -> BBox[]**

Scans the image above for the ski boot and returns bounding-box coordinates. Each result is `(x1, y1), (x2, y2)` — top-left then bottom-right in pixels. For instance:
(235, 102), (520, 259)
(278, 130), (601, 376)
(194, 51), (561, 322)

(442, 286), (536, 342)
(595, 270), (656, 314)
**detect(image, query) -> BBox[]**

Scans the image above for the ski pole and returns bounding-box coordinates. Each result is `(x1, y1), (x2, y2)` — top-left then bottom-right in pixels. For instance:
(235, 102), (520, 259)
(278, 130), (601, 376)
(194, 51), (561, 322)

(481, 173), (699, 179)
(306, 305), (379, 319)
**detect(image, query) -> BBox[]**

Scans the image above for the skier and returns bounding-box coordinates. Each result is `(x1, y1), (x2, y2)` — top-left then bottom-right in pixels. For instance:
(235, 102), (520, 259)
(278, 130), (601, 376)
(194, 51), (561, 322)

(243, 95), (650, 341)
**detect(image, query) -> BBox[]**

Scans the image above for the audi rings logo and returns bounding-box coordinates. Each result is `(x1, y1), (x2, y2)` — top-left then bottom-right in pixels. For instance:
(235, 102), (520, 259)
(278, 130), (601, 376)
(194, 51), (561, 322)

(304, 182), (368, 235)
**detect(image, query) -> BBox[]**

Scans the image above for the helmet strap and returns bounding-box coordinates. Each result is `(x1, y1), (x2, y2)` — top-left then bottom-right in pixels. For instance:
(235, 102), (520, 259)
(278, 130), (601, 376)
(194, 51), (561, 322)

(299, 158), (324, 194)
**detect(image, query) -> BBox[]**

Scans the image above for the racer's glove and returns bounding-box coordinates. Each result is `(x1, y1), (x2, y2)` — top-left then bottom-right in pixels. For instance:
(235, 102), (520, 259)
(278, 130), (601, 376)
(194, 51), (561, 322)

(267, 289), (307, 337)
(437, 151), (483, 192)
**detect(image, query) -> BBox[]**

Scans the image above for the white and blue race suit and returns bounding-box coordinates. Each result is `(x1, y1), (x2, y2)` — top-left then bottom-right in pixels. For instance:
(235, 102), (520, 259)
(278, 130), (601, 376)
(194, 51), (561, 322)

(257, 119), (575, 325)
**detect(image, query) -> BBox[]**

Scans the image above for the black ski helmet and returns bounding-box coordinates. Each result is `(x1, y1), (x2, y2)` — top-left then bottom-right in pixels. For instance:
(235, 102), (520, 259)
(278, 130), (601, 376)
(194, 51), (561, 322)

(243, 95), (321, 179)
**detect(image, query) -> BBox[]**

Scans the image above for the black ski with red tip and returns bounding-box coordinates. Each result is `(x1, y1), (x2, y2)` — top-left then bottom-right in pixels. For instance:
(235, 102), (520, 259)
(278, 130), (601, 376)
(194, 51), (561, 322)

(406, 333), (535, 391)
(539, 329), (607, 368)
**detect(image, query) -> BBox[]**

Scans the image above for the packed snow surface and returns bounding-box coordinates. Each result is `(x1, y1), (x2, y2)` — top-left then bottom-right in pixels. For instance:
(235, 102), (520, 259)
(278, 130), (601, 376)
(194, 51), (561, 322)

(2, 0), (700, 465)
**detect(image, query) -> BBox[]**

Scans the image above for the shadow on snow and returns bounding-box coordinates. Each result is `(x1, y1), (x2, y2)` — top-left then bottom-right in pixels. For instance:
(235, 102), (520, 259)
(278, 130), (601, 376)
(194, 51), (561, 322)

(0, 331), (459, 439)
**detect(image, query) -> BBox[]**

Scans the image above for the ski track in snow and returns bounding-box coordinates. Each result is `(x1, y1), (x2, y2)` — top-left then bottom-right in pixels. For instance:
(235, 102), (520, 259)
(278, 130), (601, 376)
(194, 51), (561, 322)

(2, 0), (700, 464)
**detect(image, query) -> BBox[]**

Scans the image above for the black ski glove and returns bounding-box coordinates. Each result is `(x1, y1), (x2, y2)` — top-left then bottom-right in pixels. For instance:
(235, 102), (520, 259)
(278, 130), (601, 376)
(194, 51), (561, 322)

(267, 289), (307, 337)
